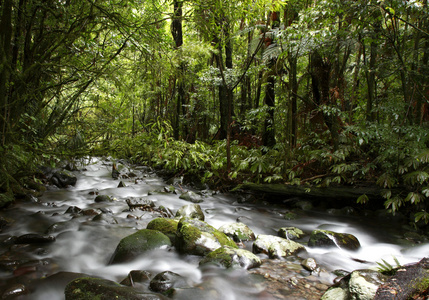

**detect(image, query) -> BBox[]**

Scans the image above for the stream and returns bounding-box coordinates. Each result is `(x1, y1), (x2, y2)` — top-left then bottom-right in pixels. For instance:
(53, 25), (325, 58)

(0, 157), (428, 299)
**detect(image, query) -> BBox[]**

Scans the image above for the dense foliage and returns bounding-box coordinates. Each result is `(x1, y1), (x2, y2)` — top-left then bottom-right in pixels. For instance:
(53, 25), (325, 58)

(1, 0), (428, 222)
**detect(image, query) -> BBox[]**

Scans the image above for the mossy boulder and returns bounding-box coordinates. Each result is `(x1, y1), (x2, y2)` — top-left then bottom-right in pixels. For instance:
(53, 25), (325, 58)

(278, 227), (304, 240)
(218, 222), (255, 243)
(65, 277), (167, 300)
(253, 234), (306, 259)
(200, 246), (261, 269)
(308, 229), (360, 250)
(175, 217), (237, 256)
(175, 204), (205, 221)
(146, 218), (179, 244)
(109, 229), (171, 264)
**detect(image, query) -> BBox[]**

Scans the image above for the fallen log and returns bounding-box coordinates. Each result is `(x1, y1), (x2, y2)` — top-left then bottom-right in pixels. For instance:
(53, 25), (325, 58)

(232, 183), (385, 208)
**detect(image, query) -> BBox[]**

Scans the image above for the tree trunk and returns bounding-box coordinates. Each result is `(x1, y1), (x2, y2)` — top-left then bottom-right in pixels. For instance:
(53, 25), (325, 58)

(0, 0), (13, 145)
(172, 0), (185, 140)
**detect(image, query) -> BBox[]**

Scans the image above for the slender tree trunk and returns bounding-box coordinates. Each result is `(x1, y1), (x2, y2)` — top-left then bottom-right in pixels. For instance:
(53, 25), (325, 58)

(0, 0), (13, 145)
(288, 55), (298, 148)
(262, 11), (280, 148)
(172, 0), (185, 140)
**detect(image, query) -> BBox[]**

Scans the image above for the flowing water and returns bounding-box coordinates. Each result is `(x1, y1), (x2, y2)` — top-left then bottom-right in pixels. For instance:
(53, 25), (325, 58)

(0, 157), (428, 299)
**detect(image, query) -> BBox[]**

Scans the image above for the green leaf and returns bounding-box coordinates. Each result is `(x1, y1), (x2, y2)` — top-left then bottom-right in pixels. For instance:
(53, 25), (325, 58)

(357, 194), (369, 204)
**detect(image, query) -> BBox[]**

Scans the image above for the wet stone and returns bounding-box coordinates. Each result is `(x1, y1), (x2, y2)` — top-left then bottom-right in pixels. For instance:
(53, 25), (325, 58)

(1, 284), (27, 299)
(14, 234), (55, 244)
(278, 227), (305, 240)
(301, 258), (318, 273)
(175, 204), (205, 221)
(308, 229), (361, 251)
(149, 271), (187, 295)
(179, 191), (203, 203)
(94, 195), (112, 202)
(121, 270), (152, 286)
(218, 222), (256, 243)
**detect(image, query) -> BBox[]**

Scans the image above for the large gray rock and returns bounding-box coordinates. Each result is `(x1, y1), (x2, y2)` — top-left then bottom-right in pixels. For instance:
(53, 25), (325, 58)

(308, 229), (361, 251)
(109, 229), (171, 264)
(175, 204), (205, 221)
(175, 217), (237, 256)
(253, 234), (306, 259)
(218, 222), (255, 243)
(200, 245), (261, 269)
(65, 277), (167, 299)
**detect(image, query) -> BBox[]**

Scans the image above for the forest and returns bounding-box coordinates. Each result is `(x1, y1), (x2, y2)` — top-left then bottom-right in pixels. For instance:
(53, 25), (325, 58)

(0, 0), (428, 222)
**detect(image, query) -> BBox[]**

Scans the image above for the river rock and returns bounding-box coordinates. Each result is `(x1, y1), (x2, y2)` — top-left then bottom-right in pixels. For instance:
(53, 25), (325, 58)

(200, 245), (261, 269)
(1, 284), (27, 298)
(146, 218), (178, 244)
(164, 185), (175, 193)
(175, 217), (237, 256)
(94, 195), (112, 202)
(301, 258), (318, 273)
(149, 271), (187, 296)
(126, 198), (155, 210)
(175, 204), (205, 221)
(14, 233), (55, 244)
(308, 229), (361, 250)
(109, 229), (171, 264)
(278, 227), (304, 240)
(50, 170), (77, 188)
(179, 191), (203, 203)
(65, 277), (167, 299)
(121, 270), (152, 287)
(253, 235), (306, 259)
(322, 269), (387, 300)
(218, 222), (255, 242)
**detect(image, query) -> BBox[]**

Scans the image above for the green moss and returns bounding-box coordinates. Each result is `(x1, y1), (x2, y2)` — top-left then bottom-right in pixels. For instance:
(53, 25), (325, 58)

(213, 231), (237, 248)
(147, 218), (178, 236)
(110, 229), (171, 264)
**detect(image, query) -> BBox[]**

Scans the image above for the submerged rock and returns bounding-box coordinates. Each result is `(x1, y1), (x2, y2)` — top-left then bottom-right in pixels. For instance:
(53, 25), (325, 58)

(65, 277), (167, 300)
(149, 271), (187, 296)
(94, 195), (112, 203)
(175, 204), (205, 221)
(109, 229), (171, 264)
(253, 235), (306, 259)
(175, 217), (237, 256)
(308, 229), (361, 251)
(200, 245), (261, 269)
(120, 270), (152, 287)
(218, 222), (256, 243)
(14, 233), (55, 244)
(179, 191), (203, 203)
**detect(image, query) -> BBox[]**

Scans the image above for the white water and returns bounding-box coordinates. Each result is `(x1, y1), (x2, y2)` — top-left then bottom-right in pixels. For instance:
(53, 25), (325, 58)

(0, 157), (428, 299)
